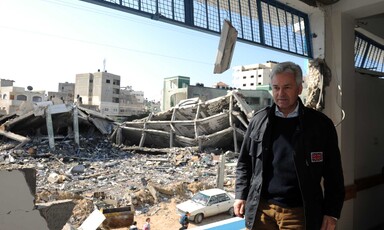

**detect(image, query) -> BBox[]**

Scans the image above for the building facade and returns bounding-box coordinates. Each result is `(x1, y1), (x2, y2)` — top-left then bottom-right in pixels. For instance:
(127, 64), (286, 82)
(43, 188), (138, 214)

(0, 79), (45, 115)
(119, 86), (145, 117)
(75, 71), (121, 116)
(162, 76), (190, 111)
(47, 82), (75, 104)
(232, 61), (278, 90)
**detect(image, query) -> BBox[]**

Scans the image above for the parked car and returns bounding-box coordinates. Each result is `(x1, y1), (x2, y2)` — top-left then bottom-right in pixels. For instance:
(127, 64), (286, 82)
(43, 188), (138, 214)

(176, 188), (235, 224)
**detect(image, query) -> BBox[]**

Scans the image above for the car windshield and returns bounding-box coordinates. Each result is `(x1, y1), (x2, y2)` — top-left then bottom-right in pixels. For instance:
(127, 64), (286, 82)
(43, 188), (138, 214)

(191, 192), (210, 206)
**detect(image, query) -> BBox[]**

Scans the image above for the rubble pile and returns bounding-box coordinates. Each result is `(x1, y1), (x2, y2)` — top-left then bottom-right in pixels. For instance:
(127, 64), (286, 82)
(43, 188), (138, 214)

(0, 95), (245, 228)
(0, 134), (237, 228)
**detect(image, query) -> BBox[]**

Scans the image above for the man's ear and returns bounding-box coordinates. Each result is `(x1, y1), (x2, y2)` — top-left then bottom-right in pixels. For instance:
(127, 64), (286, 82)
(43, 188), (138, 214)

(298, 84), (303, 95)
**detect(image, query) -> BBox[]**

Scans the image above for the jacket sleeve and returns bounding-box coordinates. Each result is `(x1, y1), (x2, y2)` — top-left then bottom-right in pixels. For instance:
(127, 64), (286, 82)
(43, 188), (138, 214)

(235, 119), (254, 200)
(322, 118), (345, 218)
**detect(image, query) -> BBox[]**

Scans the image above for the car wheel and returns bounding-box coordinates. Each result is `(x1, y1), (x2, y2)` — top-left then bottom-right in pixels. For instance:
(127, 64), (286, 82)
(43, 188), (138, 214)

(194, 213), (204, 224)
(228, 207), (235, 217)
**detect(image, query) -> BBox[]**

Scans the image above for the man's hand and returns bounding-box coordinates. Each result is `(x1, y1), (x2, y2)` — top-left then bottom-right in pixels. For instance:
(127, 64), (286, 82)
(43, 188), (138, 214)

(320, 215), (337, 230)
(234, 199), (246, 218)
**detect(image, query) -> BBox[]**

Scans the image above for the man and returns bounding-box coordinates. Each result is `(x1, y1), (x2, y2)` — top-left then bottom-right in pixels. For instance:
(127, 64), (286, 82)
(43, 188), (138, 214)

(179, 212), (190, 229)
(234, 61), (345, 230)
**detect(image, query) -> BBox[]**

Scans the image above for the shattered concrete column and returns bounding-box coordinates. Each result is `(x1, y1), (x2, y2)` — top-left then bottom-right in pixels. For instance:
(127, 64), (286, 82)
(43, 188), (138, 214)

(216, 154), (226, 189)
(229, 94), (238, 152)
(45, 105), (55, 150)
(194, 104), (202, 151)
(139, 113), (152, 147)
(73, 106), (80, 146)
(170, 108), (177, 148)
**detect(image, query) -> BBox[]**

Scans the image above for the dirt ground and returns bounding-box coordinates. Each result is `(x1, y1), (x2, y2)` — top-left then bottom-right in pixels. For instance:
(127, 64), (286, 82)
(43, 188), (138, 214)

(116, 199), (233, 230)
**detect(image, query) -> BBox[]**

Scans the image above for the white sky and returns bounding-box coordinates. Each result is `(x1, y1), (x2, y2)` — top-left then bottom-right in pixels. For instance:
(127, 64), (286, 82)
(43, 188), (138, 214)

(0, 0), (308, 101)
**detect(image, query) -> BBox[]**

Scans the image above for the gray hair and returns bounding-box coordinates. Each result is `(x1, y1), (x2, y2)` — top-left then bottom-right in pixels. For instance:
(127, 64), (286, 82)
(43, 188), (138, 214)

(270, 61), (303, 86)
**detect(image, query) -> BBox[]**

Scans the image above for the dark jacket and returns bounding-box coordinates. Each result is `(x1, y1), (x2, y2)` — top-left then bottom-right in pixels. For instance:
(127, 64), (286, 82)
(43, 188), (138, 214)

(235, 100), (345, 230)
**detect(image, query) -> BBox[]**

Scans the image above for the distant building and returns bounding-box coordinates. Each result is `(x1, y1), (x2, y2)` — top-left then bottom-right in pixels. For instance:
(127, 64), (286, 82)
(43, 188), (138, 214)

(0, 79), (46, 115)
(119, 86), (145, 116)
(232, 61), (278, 90)
(74, 71), (147, 119)
(162, 76), (273, 112)
(47, 82), (75, 104)
(75, 70), (121, 116)
(162, 76), (190, 111)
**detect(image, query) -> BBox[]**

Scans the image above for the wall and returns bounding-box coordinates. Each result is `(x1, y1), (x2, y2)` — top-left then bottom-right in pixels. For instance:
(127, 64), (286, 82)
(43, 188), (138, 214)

(323, 0), (384, 229)
(353, 73), (384, 230)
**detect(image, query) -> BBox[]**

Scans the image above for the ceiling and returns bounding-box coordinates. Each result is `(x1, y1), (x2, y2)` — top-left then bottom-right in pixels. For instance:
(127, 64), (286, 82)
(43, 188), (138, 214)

(356, 13), (384, 42)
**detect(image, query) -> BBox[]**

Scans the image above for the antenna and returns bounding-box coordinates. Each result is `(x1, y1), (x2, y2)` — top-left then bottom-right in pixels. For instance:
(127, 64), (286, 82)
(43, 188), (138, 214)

(103, 58), (106, 72)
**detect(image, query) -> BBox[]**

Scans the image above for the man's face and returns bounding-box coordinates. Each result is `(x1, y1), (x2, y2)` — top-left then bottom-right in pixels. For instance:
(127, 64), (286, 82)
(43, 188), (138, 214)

(271, 71), (302, 116)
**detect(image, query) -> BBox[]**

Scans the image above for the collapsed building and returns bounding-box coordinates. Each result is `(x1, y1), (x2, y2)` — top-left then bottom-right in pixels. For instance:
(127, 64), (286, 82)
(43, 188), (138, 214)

(0, 91), (254, 229)
(111, 91), (254, 152)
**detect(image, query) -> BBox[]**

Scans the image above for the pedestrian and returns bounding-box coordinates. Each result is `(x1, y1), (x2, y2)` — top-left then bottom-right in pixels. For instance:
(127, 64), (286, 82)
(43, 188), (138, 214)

(129, 221), (138, 230)
(234, 61), (345, 230)
(143, 217), (151, 230)
(179, 212), (190, 229)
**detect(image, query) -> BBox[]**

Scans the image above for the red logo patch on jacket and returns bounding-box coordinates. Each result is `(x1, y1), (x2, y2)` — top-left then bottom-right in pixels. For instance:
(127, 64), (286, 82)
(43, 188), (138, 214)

(311, 152), (323, 162)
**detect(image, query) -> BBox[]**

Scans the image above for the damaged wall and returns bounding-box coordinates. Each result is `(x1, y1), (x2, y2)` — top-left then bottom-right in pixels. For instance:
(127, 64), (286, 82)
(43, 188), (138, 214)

(0, 169), (48, 230)
(0, 168), (75, 230)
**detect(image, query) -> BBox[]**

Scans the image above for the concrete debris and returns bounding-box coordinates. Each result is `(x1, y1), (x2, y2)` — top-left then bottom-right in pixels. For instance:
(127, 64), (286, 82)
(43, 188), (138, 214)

(0, 102), (117, 150)
(78, 208), (106, 230)
(0, 93), (243, 229)
(111, 91), (253, 152)
(37, 199), (76, 230)
(0, 168), (74, 230)
(0, 134), (238, 229)
(305, 58), (332, 111)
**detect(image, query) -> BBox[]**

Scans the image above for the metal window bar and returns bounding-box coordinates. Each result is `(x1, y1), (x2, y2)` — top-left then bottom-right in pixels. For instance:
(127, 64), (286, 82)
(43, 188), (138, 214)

(355, 31), (384, 74)
(80, 0), (312, 57)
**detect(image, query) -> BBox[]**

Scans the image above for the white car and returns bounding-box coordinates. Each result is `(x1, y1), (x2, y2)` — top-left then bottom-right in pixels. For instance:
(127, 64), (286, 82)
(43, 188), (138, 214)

(176, 188), (235, 224)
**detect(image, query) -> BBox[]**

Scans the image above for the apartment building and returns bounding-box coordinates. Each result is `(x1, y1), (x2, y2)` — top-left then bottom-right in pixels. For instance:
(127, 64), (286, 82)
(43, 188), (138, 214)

(0, 79), (45, 115)
(232, 61), (278, 89)
(47, 82), (75, 104)
(75, 70), (121, 116)
(119, 86), (145, 116)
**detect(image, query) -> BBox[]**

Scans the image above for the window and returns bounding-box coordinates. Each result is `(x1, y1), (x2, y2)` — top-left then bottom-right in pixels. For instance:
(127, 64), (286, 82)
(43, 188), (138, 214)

(216, 193), (230, 202)
(208, 196), (219, 205)
(251, 75), (254, 78)
(355, 31), (384, 76)
(106, 79), (110, 83)
(243, 76), (246, 79)
(32, 96), (42, 102)
(2, 94), (6, 99)
(16, 95), (27, 101)
(250, 83), (254, 86)
(243, 83), (246, 87)
(89, 79), (93, 83)
(258, 74), (262, 77)
(89, 0), (312, 57)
